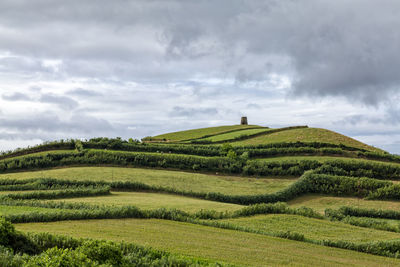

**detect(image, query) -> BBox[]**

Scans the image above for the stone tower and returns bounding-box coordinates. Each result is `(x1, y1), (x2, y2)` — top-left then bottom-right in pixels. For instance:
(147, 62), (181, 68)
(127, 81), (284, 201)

(240, 116), (248, 125)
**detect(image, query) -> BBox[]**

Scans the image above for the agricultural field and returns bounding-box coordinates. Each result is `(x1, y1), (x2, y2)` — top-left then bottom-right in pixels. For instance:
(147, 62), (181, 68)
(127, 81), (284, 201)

(46, 191), (244, 212)
(149, 124), (263, 142)
(16, 218), (400, 267)
(194, 128), (271, 142)
(2, 125), (400, 265)
(231, 127), (382, 152)
(0, 167), (298, 195)
(289, 195), (400, 213)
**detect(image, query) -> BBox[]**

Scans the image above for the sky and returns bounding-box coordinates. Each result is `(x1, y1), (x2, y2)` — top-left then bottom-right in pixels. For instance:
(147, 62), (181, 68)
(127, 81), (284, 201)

(0, 0), (400, 154)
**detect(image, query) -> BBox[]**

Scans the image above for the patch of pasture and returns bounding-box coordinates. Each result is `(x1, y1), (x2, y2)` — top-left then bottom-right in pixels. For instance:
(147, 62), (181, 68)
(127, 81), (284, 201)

(0, 167), (297, 195)
(289, 195), (400, 213)
(15, 218), (400, 266)
(232, 128), (382, 152)
(47, 191), (244, 212)
(219, 214), (400, 242)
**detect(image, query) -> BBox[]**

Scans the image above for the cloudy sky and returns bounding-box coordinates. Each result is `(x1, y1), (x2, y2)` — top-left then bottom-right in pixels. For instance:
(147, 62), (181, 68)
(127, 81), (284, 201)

(0, 0), (400, 153)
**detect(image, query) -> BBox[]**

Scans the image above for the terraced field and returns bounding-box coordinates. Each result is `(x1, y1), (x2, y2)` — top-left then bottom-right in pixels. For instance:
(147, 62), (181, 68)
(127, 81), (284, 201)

(2, 125), (400, 266)
(194, 128), (271, 142)
(232, 127), (382, 152)
(149, 124), (263, 142)
(289, 195), (400, 213)
(46, 191), (244, 212)
(16, 219), (400, 267)
(0, 167), (298, 195)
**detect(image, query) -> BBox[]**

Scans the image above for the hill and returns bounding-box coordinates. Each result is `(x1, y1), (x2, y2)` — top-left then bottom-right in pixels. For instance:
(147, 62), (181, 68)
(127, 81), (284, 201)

(145, 124), (265, 142)
(145, 124), (383, 152)
(2, 124), (400, 266)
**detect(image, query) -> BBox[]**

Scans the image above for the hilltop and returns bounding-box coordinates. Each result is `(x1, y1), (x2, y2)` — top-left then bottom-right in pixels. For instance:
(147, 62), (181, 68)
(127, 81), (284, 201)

(145, 124), (383, 152)
(2, 123), (400, 266)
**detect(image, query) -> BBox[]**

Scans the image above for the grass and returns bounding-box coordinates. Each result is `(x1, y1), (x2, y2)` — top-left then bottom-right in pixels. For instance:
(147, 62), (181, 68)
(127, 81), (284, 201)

(219, 214), (400, 242)
(289, 194), (400, 213)
(47, 191), (244, 212)
(15, 218), (400, 266)
(256, 155), (400, 166)
(195, 128), (271, 142)
(151, 125), (263, 141)
(0, 205), (64, 215)
(0, 167), (297, 196)
(232, 128), (383, 152)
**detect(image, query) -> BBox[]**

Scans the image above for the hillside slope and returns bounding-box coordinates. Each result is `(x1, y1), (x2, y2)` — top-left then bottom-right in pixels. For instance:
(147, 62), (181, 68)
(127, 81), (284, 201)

(146, 124), (265, 142)
(2, 124), (400, 266)
(231, 127), (383, 152)
(146, 124), (383, 152)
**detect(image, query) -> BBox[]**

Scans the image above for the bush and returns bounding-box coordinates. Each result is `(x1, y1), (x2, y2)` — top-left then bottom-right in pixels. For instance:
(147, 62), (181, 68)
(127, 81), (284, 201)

(77, 240), (123, 266)
(24, 247), (96, 267)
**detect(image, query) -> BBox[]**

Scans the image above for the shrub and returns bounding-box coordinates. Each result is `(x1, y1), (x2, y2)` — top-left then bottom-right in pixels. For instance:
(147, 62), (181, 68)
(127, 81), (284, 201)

(24, 247), (96, 267)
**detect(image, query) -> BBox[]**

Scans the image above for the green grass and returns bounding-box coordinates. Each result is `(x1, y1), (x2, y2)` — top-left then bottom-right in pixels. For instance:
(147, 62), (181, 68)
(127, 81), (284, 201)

(289, 195), (400, 214)
(0, 167), (297, 196)
(47, 191), (244, 212)
(219, 214), (400, 242)
(195, 128), (271, 142)
(257, 155), (400, 166)
(151, 125), (263, 141)
(0, 205), (64, 215)
(15, 218), (400, 266)
(232, 128), (383, 152)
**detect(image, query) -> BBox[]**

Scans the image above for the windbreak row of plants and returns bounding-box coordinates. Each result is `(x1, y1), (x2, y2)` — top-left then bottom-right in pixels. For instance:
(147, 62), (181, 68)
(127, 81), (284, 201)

(0, 140), (75, 161)
(327, 206), (400, 221)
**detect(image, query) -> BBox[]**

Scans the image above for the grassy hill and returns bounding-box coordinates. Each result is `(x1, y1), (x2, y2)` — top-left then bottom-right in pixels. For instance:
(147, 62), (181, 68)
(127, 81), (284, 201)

(145, 124), (383, 153)
(146, 124), (264, 142)
(232, 127), (382, 152)
(2, 124), (400, 266)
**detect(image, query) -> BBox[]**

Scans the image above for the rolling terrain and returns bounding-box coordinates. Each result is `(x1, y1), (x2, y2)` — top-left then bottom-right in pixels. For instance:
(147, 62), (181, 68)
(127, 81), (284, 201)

(2, 124), (400, 266)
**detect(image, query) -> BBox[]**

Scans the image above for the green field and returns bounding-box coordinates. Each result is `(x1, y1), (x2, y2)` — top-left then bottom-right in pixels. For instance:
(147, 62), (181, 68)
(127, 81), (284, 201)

(257, 155), (400, 166)
(289, 195), (400, 213)
(3, 124), (400, 265)
(15, 218), (400, 266)
(151, 125), (263, 141)
(219, 214), (400, 242)
(0, 167), (297, 195)
(47, 191), (244, 212)
(0, 205), (64, 215)
(232, 128), (382, 152)
(195, 128), (271, 142)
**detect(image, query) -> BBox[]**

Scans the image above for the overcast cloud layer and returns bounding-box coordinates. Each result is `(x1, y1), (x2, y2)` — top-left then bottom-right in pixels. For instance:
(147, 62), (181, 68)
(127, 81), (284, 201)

(0, 0), (400, 153)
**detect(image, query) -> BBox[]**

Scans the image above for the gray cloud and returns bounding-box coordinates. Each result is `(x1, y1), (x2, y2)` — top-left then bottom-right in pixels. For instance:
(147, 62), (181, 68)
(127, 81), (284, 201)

(169, 106), (218, 117)
(2, 92), (32, 101)
(0, 1), (400, 153)
(67, 88), (102, 97)
(0, 1), (398, 104)
(0, 112), (113, 137)
(39, 94), (79, 110)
